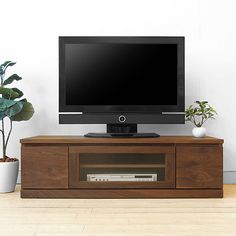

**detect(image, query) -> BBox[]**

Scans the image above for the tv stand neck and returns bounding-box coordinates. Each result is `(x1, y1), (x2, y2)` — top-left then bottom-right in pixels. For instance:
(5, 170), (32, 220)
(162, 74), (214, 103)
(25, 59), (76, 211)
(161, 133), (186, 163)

(107, 124), (137, 134)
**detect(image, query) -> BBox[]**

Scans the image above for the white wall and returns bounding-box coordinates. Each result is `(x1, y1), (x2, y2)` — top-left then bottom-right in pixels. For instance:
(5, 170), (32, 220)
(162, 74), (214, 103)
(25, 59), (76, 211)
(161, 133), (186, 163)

(1, 0), (236, 176)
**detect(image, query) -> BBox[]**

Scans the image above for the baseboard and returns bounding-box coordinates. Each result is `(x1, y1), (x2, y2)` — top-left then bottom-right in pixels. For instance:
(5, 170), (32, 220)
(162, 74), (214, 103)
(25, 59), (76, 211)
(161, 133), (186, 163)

(224, 171), (236, 184)
(16, 171), (236, 184)
(21, 189), (223, 198)
(17, 170), (21, 184)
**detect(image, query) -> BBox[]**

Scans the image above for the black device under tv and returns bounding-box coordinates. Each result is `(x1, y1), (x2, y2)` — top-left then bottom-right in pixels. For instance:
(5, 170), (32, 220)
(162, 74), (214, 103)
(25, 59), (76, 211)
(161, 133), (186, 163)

(59, 36), (185, 137)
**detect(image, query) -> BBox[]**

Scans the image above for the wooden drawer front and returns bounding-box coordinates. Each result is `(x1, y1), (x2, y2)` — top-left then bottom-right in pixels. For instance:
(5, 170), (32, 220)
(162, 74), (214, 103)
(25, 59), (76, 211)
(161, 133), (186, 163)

(22, 145), (68, 189)
(176, 146), (223, 189)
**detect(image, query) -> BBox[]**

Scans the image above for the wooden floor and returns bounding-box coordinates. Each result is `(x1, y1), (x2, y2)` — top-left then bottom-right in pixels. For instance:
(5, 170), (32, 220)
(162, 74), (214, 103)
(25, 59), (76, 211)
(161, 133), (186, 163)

(1, 186), (236, 236)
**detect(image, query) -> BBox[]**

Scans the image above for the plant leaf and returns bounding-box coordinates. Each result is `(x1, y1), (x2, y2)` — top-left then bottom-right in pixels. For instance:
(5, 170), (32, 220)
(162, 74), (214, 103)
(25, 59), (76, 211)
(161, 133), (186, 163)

(0, 61), (16, 75)
(185, 100), (217, 125)
(0, 98), (17, 112)
(0, 66), (3, 75)
(4, 101), (24, 118)
(11, 101), (34, 121)
(0, 86), (20, 99)
(3, 74), (22, 85)
(11, 88), (24, 98)
(1, 61), (15, 67)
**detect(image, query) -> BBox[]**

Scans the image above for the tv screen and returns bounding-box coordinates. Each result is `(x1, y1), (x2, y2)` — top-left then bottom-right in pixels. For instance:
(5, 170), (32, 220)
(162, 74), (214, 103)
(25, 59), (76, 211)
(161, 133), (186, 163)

(65, 43), (177, 106)
(59, 36), (184, 114)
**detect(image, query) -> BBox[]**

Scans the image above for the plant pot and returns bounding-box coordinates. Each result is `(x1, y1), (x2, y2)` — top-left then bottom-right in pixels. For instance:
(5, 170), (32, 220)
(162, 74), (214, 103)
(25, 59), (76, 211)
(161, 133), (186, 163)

(192, 127), (206, 138)
(0, 160), (19, 193)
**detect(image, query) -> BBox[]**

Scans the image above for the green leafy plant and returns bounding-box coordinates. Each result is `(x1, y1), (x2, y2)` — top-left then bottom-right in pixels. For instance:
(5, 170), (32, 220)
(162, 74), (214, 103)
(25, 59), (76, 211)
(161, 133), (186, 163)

(185, 101), (217, 127)
(0, 61), (34, 162)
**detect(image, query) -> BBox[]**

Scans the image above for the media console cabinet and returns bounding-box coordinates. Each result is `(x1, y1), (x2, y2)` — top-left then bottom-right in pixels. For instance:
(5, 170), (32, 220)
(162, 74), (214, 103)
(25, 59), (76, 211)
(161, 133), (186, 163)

(20, 136), (224, 198)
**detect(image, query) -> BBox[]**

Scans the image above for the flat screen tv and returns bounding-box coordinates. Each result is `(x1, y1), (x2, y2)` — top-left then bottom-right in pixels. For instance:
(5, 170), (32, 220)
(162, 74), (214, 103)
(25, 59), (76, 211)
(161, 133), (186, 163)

(59, 36), (185, 137)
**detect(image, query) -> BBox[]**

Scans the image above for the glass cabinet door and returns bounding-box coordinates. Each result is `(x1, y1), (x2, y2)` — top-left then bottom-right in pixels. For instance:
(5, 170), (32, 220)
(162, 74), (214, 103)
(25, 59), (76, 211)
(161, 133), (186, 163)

(69, 146), (175, 189)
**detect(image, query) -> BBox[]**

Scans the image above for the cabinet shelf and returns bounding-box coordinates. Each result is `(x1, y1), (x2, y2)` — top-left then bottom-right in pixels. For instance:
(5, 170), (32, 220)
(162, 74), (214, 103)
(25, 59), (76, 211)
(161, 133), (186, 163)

(80, 164), (166, 169)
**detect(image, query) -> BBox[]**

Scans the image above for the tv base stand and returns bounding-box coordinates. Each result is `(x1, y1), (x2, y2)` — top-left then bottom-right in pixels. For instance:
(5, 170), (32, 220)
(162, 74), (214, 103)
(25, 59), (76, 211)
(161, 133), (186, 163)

(84, 132), (160, 138)
(21, 136), (223, 198)
(85, 123), (160, 138)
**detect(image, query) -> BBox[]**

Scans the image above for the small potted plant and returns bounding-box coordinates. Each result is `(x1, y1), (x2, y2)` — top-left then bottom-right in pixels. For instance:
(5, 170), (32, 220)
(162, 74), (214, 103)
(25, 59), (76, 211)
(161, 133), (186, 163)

(185, 101), (217, 138)
(0, 61), (34, 193)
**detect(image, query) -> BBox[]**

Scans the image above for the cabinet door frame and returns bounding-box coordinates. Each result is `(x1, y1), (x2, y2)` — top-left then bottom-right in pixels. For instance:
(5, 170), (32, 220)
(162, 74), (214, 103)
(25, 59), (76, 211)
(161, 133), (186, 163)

(69, 145), (175, 189)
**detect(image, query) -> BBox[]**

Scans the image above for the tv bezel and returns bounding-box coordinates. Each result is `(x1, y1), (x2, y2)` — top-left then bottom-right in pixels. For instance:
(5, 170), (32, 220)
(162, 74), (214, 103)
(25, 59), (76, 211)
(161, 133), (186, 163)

(59, 36), (185, 113)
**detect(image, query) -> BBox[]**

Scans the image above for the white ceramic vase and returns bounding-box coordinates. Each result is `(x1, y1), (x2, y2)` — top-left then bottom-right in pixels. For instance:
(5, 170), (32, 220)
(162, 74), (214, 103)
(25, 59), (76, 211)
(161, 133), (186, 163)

(192, 127), (206, 138)
(0, 160), (19, 193)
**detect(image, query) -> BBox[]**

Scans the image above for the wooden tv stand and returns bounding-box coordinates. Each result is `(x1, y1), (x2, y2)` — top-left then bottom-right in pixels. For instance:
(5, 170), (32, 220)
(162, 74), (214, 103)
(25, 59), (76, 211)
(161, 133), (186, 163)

(20, 136), (223, 198)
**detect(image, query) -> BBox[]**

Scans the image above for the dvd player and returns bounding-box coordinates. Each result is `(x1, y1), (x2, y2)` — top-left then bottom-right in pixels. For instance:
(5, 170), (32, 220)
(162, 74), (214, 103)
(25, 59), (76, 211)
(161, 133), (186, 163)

(87, 173), (157, 182)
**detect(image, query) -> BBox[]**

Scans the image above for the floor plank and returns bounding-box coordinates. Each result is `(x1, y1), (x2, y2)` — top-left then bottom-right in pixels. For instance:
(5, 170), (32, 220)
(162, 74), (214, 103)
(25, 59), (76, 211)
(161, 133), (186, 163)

(0, 185), (236, 235)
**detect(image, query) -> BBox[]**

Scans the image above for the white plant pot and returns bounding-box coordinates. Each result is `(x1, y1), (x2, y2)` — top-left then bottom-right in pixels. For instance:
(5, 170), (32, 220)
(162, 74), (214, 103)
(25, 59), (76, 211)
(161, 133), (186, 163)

(0, 160), (19, 193)
(192, 127), (206, 138)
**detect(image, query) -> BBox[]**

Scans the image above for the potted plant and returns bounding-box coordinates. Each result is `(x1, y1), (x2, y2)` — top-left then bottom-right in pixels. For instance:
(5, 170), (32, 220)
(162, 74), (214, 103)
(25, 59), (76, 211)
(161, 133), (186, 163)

(0, 61), (34, 193)
(185, 101), (217, 138)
